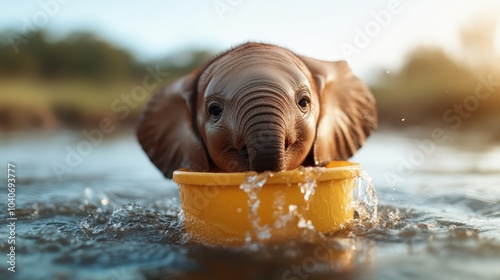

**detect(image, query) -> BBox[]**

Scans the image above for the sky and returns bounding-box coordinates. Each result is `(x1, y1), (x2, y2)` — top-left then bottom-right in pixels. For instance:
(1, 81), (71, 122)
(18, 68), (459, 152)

(1, 0), (499, 80)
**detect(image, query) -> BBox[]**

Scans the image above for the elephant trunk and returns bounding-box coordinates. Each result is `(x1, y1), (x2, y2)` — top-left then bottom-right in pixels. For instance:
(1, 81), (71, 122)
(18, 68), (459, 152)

(244, 122), (287, 172)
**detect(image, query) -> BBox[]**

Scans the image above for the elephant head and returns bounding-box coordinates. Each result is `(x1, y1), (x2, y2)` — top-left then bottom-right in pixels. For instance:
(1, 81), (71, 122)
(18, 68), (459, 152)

(137, 43), (377, 178)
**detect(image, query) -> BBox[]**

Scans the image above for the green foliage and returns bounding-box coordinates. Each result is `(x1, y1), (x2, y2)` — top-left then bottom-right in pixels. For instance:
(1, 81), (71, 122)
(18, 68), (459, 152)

(370, 21), (500, 134)
(0, 30), (142, 80)
(0, 29), (216, 130)
(0, 30), (216, 82)
(0, 24), (498, 135)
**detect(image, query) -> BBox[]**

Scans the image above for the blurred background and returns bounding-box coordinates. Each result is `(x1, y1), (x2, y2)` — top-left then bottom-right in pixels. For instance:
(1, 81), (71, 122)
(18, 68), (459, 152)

(1, 0), (499, 140)
(1, 2), (500, 279)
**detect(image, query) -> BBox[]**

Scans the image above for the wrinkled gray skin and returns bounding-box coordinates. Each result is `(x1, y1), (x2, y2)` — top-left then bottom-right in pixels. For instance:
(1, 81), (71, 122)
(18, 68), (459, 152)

(196, 46), (319, 172)
(137, 43), (377, 178)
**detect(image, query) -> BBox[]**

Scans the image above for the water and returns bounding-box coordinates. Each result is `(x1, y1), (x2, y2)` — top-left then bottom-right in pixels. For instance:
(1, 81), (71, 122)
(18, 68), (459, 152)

(1, 130), (500, 280)
(239, 172), (273, 242)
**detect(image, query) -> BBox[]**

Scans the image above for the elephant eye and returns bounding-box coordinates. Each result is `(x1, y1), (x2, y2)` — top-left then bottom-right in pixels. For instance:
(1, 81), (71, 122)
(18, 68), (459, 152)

(298, 97), (309, 109)
(209, 104), (223, 118)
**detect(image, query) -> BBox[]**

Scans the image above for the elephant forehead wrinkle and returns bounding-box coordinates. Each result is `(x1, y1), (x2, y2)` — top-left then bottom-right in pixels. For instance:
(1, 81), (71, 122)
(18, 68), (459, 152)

(202, 72), (289, 101)
(225, 69), (302, 96)
(235, 92), (291, 117)
(238, 107), (289, 136)
(230, 45), (306, 70)
(233, 79), (288, 97)
(203, 76), (224, 98)
(199, 44), (311, 94)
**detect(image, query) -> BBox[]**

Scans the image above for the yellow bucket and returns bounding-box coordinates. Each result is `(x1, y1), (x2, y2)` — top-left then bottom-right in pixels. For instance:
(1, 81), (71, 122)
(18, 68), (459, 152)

(173, 161), (360, 245)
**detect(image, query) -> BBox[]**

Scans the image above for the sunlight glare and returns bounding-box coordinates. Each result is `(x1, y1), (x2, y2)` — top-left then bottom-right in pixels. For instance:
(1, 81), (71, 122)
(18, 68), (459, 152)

(495, 23), (500, 54)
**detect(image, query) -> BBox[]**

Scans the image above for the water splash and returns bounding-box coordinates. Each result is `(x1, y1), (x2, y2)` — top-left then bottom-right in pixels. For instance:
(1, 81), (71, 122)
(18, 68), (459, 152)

(292, 167), (324, 234)
(352, 170), (379, 227)
(239, 166), (379, 243)
(82, 187), (113, 207)
(79, 199), (184, 243)
(239, 172), (271, 243)
(297, 166), (324, 202)
(238, 169), (322, 243)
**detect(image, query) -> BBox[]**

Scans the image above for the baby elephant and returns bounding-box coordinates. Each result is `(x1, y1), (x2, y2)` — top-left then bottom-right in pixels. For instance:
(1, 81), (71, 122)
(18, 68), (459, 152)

(137, 43), (377, 178)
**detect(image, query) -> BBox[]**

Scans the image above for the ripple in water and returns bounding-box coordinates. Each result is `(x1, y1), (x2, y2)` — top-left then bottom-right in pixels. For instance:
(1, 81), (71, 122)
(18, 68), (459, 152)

(3, 133), (500, 279)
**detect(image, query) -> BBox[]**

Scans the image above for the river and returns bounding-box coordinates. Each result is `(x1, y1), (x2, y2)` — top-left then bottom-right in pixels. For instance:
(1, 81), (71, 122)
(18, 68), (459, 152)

(0, 129), (499, 280)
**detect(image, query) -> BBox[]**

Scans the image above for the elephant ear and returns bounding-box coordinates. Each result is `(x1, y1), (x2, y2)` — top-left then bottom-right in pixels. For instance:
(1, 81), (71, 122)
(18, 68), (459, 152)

(136, 71), (210, 178)
(300, 56), (378, 165)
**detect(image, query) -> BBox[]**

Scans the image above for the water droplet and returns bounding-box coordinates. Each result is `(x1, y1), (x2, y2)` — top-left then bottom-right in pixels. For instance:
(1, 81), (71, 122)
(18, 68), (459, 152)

(298, 166), (323, 202)
(239, 172), (270, 242)
(101, 198), (109, 206)
(238, 168), (379, 243)
(352, 171), (379, 227)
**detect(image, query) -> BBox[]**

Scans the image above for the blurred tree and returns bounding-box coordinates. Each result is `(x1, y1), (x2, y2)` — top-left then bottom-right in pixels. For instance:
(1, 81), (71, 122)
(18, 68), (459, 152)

(0, 30), (140, 81)
(371, 19), (500, 138)
(0, 29), (216, 130)
(373, 47), (474, 127)
(0, 24), (498, 134)
(460, 18), (500, 72)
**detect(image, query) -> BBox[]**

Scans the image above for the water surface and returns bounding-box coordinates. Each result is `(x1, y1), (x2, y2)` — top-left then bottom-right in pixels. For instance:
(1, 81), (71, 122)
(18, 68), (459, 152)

(1, 130), (499, 280)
